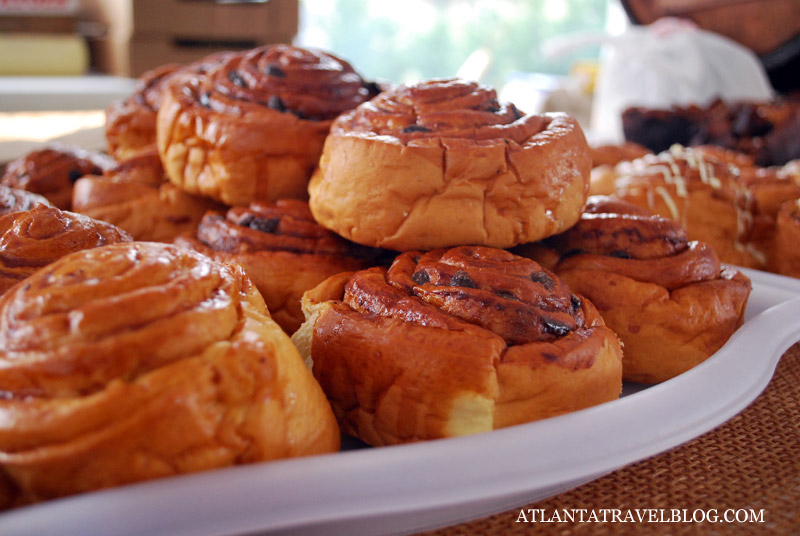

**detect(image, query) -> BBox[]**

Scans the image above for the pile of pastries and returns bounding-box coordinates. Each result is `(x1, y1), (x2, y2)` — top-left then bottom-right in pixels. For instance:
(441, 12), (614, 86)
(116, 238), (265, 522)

(0, 43), (778, 508)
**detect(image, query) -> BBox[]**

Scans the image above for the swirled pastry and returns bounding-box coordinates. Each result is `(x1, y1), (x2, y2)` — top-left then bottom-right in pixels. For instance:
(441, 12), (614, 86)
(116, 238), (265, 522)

(0, 185), (51, 215)
(0, 205), (131, 296)
(768, 198), (800, 277)
(175, 199), (389, 334)
(292, 246), (623, 446)
(0, 145), (115, 210)
(608, 144), (763, 268)
(157, 44), (380, 206)
(308, 78), (591, 251)
(0, 242), (339, 508)
(105, 53), (232, 160)
(547, 196), (752, 384)
(72, 148), (223, 242)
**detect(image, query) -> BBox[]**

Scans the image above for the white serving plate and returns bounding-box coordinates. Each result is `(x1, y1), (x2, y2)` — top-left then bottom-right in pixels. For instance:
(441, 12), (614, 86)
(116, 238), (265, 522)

(1, 266), (799, 536)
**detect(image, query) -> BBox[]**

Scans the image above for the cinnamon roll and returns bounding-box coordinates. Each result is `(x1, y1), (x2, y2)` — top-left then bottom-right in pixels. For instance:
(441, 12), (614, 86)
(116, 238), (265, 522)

(608, 144), (763, 268)
(768, 198), (800, 278)
(0, 205), (131, 296)
(0, 185), (51, 215)
(175, 199), (390, 334)
(308, 78), (591, 251)
(72, 148), (223, 242)
(546, 196), (752, 384)
(105, 53), (232, 160)
(0, 145), (115, 210)
(291, 246), (623, 446)
(157, 44), (380, 206)
(0, 242), (339, 509)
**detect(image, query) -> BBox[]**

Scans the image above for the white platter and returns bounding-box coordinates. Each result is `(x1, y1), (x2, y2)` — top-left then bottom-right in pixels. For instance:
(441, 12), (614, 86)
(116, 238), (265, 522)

(1, 267), (799, 536)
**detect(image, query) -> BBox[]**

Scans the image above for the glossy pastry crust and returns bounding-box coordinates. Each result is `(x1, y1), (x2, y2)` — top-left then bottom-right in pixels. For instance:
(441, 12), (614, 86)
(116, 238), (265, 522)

(0, 205), (131, 295)
(548, 196), (752, 384)
(308, 78), (592, 251)
(72, 148), (223, 242)
(0, 146), (115, 210)
(608, 144), (763, 268)
(0, 185), (51, 215)
(157, 44), (379, 205)
(175, 199), (387, 334)
(0, 242), (339, 508)
(589, 141), (651, 168)
(768, 199), (800, 277)
(292, 246), (622, 446)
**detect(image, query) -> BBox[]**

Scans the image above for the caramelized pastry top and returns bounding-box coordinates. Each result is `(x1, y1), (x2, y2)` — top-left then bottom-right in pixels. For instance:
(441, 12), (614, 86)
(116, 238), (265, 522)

(187, 44), (379, 122)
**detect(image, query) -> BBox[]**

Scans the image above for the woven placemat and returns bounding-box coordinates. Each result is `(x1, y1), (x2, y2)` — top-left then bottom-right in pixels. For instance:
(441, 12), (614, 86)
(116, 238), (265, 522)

(420, 343), (800, 535)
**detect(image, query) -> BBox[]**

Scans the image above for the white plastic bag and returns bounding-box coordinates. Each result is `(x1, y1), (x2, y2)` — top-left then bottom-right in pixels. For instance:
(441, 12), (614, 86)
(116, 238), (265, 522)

(590, 18), (775, 143)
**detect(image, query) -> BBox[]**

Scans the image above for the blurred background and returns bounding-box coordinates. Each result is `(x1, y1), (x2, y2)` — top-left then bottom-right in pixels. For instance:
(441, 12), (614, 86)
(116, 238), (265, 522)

(1, 0), (798, 151)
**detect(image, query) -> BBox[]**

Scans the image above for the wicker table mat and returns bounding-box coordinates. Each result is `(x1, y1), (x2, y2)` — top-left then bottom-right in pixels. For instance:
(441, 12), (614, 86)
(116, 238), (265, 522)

(420, 342), (800, 535)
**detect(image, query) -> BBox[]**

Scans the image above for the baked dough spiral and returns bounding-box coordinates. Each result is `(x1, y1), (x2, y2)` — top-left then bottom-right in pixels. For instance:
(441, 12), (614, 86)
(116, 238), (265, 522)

(0, 185), (51, 215)
(0, 146), (115, 210)
(0, 205), (131, 296)
(547, 196), (752, 384)
(72, 148), (224, 242)
(292, 245), (622, 446)
(0, 241), (339, 508)
(157, 44), (379, 205)
(308, 77), (591, 251)
(175, 199), (389, 334)
(608, 144), (763, 268)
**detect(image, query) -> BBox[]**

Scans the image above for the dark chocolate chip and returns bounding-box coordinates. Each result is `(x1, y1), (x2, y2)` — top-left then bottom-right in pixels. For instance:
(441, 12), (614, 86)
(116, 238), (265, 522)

(542, 317), (572, 337)
(487, 99), (501, 113)
(241, 215), (280, 234)
(530, 271), (554, 290)
(451, 270), (477, 288)
(402, 124), (431, 133)
(265, 64), (286, 78)
(610, 250), (631, 259)
(363, 80), (382, 96)
(510, 104), (522, 120)
(228, 69), (247, 87)
(570, 294), (581, 311)
(267, 95), (286, 112)
(68, 169), (83, 183)
(411, 270), (430, 285)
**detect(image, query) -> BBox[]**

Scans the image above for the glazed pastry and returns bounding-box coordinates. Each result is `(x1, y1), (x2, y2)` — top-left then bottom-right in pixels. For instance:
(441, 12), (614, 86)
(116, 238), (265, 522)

(0, 145), (115, 210)
(0, 185), (51, 215)
(768, 199), (800, 277)
(105, 63), (182, 160)
(0, 205), (131, 296)
(292, 246), (623, 446)
(174, 199), (389, 334)
(0, 241), (339, 508)
(738, 164), (800, 258)
(547, 196), (752, 384)
(589, 141), (651, 168)
(308, 78), (591, 251)
(105, 53), (232, 160)
(157, 44), (380, 206)
(608, 144), (763, 268)
(72, 148), (224, 242)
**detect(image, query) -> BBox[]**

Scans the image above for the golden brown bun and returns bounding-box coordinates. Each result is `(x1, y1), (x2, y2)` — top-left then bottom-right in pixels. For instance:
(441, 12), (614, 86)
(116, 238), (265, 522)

(175, 199), (391, 334)
(0, 205), (131, 296)
(72, 148), (224, 242)
(0, 185), (51, 215)
(292, 246), (622, 446)
(738, 165), (800, 258)
(105, 53), (233, 160)
(157, 45), (379, 206)
(308, 78), (591, 251)
(768, 199), (800, 277)
(545, 196), (752, 384)
(0, 242), (339, 509)
(0, 145), (115, 210)
(589, 142), (651, 168)
(608, 145), (763, 268)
